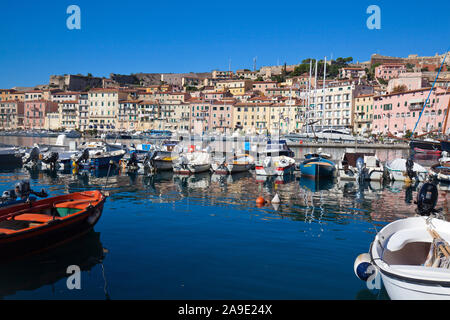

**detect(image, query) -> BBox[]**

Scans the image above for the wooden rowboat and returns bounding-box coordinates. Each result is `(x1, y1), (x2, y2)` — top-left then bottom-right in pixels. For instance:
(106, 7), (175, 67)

(0, 190), (107, 260)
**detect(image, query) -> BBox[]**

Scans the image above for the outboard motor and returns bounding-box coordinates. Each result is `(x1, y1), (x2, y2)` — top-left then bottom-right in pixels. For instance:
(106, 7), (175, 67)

(129, 152), (138, 167)
(23, 146), (40, 164)
(356, 157), (369, 182)
(75, 149), (89, 165)
(406, 157), (416, 180)
(416, 182), (439, 216)
(42, 151), (59, 164)
(1, 180), (47, 203)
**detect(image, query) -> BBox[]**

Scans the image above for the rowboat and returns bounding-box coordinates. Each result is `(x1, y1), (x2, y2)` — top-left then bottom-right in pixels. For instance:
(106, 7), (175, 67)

(354, 182), (450, 299)
(254, 155), (296, 176)
(299, 152), (336, 179)
(173, 151), (211, 175)
(0, 190), (106, 259)
(386, 158), (428, 181)
(211, 154), (254, 175)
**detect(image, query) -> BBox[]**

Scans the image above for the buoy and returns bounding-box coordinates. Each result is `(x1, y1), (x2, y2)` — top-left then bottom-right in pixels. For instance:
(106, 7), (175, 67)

(354, 253), (375, 281)
(272, 193), (281, 204)
(256, 196), (266, 205)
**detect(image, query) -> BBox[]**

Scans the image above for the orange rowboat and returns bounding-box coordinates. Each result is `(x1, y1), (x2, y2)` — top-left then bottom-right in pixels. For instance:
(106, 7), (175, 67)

(0, 190), (107, 260)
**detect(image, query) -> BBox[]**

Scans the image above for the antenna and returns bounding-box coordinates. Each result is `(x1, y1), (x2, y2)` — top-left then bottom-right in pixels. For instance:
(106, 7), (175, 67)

(253, 56), (257, 71)
(228, 58), (231, 72)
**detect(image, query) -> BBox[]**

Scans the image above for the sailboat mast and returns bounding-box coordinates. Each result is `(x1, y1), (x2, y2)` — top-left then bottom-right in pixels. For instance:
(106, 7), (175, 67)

(307, 60), (312, 134)
(313, 59), (318, 133)
(322, 56), (327, 131)
(442, 96), (450, 136)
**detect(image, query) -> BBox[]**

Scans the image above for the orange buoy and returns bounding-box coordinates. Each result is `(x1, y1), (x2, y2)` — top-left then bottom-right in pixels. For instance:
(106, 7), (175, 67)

(256, 196), (266, 206)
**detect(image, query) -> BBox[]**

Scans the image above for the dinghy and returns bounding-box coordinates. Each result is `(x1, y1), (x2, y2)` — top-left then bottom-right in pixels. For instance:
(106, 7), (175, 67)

(211, 154), (254, 175)
(254, 155), (296, 176)
(299, 151), (336, 179)
(355, 182), (450, 299)
(173, 151), (211, 175)
(0, 190), (106, 259)
(386, 158), (428, 182)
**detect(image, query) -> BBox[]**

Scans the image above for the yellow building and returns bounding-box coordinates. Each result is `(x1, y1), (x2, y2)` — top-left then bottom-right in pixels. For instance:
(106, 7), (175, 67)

(353, 94), (374, 135)
(233, 102), (271, 134)
(88, 88), (128, 131)
(216, 80), (253, 96)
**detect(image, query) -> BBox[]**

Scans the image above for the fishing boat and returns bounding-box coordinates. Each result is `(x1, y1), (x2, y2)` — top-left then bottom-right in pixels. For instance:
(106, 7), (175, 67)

(409, 139), (441, 151)
(386, 158), (428, 182)
(413, 147), (442, 155)
(0, 190), (106, 259)
(299, 151), (336, 179)
(354, 182), (450, 299)
(173, 151), (211, 175)
(254, 155), (296, 176)
(211, 154), (254, 175)
(150, 141), (180, 171)
(337, 151), (387, 181)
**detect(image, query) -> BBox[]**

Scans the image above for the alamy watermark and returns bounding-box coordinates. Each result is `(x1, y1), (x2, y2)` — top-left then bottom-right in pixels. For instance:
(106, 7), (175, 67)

(66, 264), (81, 290)
(366, 5), (381, 30)
(66, 5), (81, 30)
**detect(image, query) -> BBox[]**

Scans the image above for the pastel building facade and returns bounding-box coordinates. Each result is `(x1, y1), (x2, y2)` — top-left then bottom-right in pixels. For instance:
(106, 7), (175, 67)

(372, 87), (450, 135)
(0, 101), (24, 129)
(353, 94), (374, 135)
(375, 64), (407, 81)
(24, 100), (58, 129)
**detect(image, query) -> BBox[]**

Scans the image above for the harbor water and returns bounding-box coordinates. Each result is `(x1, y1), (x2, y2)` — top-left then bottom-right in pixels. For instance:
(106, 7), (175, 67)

(0, 136), (447, 300)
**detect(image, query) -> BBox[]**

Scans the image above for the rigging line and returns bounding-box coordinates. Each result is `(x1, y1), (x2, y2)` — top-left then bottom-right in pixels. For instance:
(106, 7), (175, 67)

(412, 49), (450, 135)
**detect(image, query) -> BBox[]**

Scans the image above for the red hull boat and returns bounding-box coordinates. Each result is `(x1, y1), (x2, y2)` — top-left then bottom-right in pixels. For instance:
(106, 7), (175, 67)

(413, 147), (442, 155)
(0, 190), (107, 260)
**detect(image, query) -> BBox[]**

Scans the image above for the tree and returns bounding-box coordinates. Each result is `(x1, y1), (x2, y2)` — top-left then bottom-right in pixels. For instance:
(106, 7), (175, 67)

(392, 85), (407, 93)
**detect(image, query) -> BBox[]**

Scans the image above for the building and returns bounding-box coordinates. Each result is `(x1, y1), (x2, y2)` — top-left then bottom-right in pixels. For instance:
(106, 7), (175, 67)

(252, 81), (278, 95)
(209, 100), (235, 133)
(353, 94), (374, 135)
(339, 67), (366, 80)
(118, 100), (141, 131)
(309, 82), (374, 131)
(233, 102), (272, 134)
(59, 100), (78, 129)
(215, 80), (253, 96)
(211, 70), (234, 79)
(24, 100), (58, 129)
(189, 99), (211, 134)
(78, 93), (89, 131)
(387, 73), (429, 93)
(375, 64), (407, 81)
(372, 87), (450, 136)
(0, 100), (24, 129)
(88, 88), (128, 131)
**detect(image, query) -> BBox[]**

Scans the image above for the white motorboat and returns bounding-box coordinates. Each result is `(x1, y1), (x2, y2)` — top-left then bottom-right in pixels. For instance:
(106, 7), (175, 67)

(337, 151), (386, 181)
(173, 151), (211, 174)
(386, 158), (427, 181)
(211, 154), (254, 175)
(255, 155), (296, 176)
(355, 183), (450, 299)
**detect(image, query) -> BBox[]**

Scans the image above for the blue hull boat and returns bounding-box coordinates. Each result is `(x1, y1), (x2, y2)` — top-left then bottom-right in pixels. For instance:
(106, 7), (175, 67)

(299, 153), (336, 179)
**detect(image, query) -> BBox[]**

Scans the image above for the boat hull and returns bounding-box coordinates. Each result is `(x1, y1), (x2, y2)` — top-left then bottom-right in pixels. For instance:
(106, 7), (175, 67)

(173, 164), (211, 175)
(212, 163), (252, 175)
(409, 140), (441, 151)
(0, 191), (105, 261)
(300, 160), (335, 179)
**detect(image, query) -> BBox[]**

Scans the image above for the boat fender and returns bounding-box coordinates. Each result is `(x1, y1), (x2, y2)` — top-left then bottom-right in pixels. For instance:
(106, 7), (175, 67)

(354, 253), (375, 281)
(272, 193), (281, 204)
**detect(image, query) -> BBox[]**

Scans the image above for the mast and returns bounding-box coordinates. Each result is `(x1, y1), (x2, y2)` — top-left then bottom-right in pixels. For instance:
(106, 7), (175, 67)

(307, 60), (312, 134)
(322, 56), (327, 131)
(313, 59), (318, 132)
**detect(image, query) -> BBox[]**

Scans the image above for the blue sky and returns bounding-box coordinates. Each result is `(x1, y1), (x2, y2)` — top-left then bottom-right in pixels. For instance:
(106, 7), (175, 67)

(0, 0), (449, 88)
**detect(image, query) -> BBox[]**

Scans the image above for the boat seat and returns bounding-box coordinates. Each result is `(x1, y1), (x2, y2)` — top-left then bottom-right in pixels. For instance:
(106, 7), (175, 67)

(386, 228), (434, 251)
(54, 200), (92, 217)
(14, 213), (57, 223)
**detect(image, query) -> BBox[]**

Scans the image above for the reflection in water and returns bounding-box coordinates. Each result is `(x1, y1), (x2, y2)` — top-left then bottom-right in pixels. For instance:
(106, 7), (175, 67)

(0, 148), (449, 299)
(0, 231), (107, 299)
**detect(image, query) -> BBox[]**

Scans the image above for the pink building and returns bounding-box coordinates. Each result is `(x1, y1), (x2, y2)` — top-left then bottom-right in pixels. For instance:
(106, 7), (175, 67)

(209, 100), (235, 133)
(375, 63), (407, 81)
(24, 100), (58, 129)
(252, 81), (277, 95)
(203, 91), (232, 101)
(372, 87), (450, 136)
(189, 98), (211, 134)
